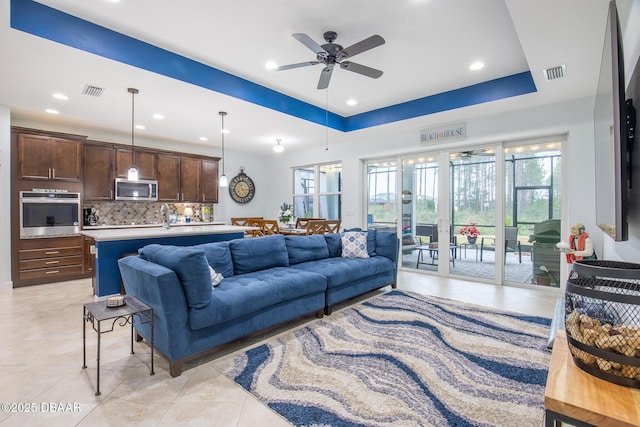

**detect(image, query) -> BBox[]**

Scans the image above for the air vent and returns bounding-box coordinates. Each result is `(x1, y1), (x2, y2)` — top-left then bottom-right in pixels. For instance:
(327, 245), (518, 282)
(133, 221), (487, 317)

(82, 84), (105, 97)
(543, 65), (566, 81)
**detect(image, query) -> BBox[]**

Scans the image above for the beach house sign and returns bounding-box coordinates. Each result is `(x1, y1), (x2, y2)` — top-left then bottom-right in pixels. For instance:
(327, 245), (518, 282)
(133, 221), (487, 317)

(420, 122), (466, 144)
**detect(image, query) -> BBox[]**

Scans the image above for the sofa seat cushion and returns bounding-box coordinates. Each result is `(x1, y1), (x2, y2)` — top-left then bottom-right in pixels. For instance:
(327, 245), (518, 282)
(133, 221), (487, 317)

(229, 234), (289, 274)
(291, 256), (395, 289)
(285, 235), (329, 265)
(189, 267), (327, 330)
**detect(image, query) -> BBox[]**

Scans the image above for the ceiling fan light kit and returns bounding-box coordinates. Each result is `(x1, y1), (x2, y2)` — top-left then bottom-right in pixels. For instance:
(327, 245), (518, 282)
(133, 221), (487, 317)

(277, 31), (385, 89)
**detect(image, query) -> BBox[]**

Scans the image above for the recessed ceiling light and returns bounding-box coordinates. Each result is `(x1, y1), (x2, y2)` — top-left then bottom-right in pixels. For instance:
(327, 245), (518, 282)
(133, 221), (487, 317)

(265, 61), (278, 70)
(346, 99), (357, 106)
(199, 137), (208, 141)
(152, 114), (164, 120)
(53, 93), (68, 100)
(470, 61), (484, 71)
(45, 109), (59, 114)
(135, 124), (145, 130)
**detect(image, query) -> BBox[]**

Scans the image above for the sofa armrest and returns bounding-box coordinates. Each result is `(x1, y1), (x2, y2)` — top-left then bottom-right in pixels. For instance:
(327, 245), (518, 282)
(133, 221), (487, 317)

(118, 256), (191, 360)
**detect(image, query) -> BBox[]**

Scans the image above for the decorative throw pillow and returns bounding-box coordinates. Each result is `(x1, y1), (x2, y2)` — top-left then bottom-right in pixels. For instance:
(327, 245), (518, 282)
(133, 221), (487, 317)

(209, 266), (223, 288)
(344, 227), (377, 256)
(341, 231), (369, 259)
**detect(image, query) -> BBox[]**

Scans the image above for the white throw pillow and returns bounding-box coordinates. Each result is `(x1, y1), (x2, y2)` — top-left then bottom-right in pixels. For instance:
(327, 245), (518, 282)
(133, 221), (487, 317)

(341, 231), (369, 259)
(209, 265), (223, 287)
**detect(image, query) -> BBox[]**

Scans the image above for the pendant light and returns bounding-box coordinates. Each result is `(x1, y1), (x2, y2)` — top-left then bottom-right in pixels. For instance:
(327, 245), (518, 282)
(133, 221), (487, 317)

(127, 87), (139, 181)
(273, 138), (284, 153)
(219, 111), (228, 187)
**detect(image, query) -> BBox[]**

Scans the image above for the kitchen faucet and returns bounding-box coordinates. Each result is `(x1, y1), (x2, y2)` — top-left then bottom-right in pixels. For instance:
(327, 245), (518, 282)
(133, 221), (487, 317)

(160, 203), (171, 229)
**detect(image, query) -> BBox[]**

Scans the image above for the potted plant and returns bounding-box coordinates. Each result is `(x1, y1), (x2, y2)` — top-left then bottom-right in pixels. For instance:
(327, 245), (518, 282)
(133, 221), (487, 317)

(277, 202), (294, 228)
(458, 222), (480, 244)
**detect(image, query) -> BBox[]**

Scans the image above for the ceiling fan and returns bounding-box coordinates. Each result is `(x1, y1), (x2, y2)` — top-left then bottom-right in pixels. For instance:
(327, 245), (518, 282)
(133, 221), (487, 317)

(451, 149), (496, 159)
(276, 31), (385, 89)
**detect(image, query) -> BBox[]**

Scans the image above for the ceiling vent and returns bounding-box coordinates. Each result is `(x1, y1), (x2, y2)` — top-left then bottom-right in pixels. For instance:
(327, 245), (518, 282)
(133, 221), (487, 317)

(82, 84), (105, 97)
(543, 65), (566, 81)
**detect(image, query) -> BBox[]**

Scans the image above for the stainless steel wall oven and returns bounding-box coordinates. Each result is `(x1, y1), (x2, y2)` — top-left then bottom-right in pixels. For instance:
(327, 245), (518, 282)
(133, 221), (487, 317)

(20, 191), (81, 238)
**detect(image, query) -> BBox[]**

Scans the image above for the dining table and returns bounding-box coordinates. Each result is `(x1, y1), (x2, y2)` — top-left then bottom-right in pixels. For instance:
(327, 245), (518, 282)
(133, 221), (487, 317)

(278, 227), (308, 235)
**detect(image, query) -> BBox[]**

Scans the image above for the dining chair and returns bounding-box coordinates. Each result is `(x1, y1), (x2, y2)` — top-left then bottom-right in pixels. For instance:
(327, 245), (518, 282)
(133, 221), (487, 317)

(306, 220), (327, 235)
(246, 218), (265, 237)
(323, 220), (341, 234)
(295, 217), (325, 229)
(230, 217), (262, 226)
(260, 219), (280, 235)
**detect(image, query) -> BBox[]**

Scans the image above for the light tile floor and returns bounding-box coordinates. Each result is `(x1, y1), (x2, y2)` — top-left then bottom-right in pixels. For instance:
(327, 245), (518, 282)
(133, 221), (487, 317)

(0, 271), (562, 426)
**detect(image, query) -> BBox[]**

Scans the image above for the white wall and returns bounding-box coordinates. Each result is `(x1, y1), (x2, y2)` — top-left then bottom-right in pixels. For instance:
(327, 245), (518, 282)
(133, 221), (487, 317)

(0, 105), (11, 289)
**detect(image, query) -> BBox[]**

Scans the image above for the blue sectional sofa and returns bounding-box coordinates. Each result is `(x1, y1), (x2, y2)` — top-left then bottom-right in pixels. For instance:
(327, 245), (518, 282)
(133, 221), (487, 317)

(118, 231), (398, 377)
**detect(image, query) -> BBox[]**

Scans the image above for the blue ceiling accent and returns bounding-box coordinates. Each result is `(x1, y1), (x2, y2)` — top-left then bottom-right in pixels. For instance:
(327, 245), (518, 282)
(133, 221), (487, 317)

(10, 0), (537, 132)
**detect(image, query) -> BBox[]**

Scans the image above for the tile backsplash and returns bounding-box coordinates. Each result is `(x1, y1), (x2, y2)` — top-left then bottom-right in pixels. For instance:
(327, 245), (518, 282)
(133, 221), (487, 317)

(83, 201), (215, 226)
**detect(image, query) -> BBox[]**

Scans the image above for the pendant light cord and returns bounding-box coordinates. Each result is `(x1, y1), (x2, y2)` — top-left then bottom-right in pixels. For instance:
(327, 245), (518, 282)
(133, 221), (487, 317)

(220, 111), (226, 176)
(325, 88), (329, 151)
(128, 88), (139, 168)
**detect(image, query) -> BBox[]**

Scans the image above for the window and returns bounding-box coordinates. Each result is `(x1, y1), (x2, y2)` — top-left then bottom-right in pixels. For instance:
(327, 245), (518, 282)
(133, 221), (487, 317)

(292, 162), (342, 219)
(367, 160), (397, 227)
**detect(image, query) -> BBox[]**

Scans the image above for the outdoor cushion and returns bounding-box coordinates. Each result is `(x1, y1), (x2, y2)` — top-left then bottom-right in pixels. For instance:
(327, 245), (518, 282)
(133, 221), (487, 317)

(285, 235), (329, 265)
(229, 234), (289, 274)
(139, 244), (211, 309)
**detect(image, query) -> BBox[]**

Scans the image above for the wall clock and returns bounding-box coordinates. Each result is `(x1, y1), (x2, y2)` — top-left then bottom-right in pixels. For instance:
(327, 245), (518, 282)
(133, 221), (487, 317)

(229, 168), (255, 204)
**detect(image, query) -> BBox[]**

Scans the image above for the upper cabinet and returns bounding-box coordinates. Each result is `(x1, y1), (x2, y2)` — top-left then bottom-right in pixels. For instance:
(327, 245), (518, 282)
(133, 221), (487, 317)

(157, 153), (180, 202)
(83, 143), (115, 201)
(115, 148), (157, 180)
(201, 159), (219, 203)
(17, 133), (82, 181)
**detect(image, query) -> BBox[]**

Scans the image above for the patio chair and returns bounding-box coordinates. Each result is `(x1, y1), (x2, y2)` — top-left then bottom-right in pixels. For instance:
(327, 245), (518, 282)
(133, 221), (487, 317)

(479, 226), (522, 262)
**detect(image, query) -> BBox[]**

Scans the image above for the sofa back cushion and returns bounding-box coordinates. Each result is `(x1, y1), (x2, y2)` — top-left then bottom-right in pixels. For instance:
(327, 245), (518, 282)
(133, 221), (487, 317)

(138, 244), (211, 309)
(324, 234), (342, 257)
(229, 234), (289, 274)
(285, 235), (329, 265)
(194, 241), (234, 278)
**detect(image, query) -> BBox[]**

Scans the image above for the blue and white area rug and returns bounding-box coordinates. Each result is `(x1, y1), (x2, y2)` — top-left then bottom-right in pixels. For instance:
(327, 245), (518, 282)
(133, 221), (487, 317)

(215, 290), (552, 427)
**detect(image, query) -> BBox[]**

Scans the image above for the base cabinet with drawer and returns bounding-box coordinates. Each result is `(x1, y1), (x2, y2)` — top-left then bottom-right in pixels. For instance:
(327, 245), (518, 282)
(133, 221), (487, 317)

(14, 236), (87, 287)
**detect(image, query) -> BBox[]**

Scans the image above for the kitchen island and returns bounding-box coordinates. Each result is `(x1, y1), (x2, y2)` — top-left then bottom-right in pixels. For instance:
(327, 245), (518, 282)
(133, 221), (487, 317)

(82, 224), (252, 296)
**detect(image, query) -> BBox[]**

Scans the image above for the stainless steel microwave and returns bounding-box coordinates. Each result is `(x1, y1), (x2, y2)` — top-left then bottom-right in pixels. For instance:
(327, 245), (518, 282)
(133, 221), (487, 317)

(20, 191), (81, 239)
(114, 178), (158, 201)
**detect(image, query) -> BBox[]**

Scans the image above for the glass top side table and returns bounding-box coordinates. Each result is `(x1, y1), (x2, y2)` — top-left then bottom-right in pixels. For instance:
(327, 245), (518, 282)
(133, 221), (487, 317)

(82, 296), (154, 396)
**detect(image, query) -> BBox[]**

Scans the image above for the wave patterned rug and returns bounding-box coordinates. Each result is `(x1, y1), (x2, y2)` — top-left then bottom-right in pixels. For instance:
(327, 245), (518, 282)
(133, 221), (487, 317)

(214, 290), (552, 427)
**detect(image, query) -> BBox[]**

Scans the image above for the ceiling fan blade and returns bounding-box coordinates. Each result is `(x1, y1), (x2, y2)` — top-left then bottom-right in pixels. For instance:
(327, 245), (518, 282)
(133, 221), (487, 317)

(339, 61), (383, 79)
(339, 35), (385, 59)
(317, 65), (334, 90)
(277, 61), (320, 71)
(292, 33), (327, 56)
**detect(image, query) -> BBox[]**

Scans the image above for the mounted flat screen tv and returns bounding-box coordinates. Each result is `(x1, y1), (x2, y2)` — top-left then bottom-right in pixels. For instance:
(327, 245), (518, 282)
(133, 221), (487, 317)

(594, 0), (628, 241)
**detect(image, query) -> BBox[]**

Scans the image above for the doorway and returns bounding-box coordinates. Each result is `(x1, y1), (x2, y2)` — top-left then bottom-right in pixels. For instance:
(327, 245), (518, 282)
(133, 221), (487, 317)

(368, 138), (563, 287)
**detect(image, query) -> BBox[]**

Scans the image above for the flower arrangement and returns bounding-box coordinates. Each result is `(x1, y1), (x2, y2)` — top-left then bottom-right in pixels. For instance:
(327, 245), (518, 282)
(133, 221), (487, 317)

(277, 202), (294, 224)
(458, 222), (480, 238)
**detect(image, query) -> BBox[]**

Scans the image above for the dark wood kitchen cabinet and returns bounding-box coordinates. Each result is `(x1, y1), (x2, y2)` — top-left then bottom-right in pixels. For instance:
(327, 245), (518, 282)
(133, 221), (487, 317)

(180, 156), (201, 202)
(83, 143), (115, 201)
(201, 159), (219, 203)
(17, 133), (82, 181)
(157, 153), (180, 201)
(115, 148), (157, 179)
(157, 155), (218, 202)
(14, 236), (85, 286)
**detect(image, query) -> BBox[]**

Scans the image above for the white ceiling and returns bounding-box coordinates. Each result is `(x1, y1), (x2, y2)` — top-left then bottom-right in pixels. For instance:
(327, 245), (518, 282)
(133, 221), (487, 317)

(0, 0), (611, 155)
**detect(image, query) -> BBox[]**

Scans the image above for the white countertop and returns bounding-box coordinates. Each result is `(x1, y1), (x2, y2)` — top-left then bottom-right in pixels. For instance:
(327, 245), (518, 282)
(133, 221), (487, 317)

(81, 224), (252, 241)
(82, 221), (225, 230)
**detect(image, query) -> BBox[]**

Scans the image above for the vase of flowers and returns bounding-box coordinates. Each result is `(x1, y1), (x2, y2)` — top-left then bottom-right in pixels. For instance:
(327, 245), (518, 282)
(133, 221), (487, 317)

(277, 202), (294, 228)
(458, 222), (480, 244)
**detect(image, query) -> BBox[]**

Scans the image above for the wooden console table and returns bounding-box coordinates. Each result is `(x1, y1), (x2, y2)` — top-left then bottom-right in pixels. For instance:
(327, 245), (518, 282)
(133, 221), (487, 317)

(545, 330), (640, 427)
